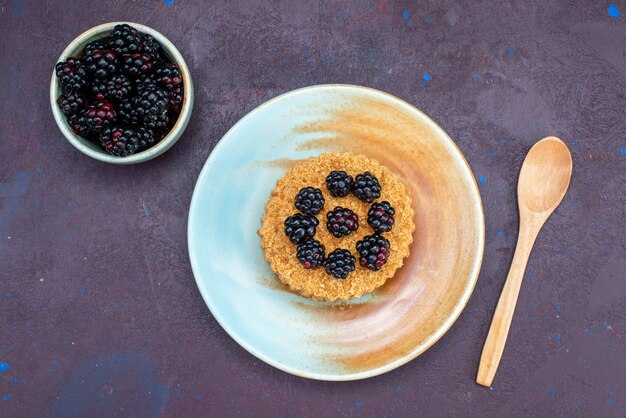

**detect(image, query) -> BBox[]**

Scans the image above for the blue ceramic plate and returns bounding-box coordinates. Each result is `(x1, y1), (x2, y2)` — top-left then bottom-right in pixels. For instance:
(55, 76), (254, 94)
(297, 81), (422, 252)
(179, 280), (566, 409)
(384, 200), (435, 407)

(188, 85), (484, 381)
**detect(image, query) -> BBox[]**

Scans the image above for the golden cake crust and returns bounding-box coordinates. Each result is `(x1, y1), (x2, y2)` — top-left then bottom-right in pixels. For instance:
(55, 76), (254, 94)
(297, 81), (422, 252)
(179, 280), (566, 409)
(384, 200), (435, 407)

(258, 153), (414, 301)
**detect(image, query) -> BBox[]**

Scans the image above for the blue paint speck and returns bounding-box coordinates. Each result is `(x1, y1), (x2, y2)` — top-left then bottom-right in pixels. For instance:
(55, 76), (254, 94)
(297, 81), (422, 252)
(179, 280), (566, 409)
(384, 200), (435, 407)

(608, 4), (621, 18)
(507, 49), (515, 56)
(79, 287), (85, 295)
(53, 361), (59, 366)
(0, 363), (9, 373)
(497, 231), (504, 237)
(472, 71), (480, 78)
(4, 292), (10, 299)
(555, 334), (562, 346)
(479, 176), (487, 184)
(164, 0), (174, 6)
(491, 151), (497, 157)
(620, 147), (626, 154)
(11, 0), (25, 18)
(608, 399), (613, 405)
(356, 402), (361, 409)
(402, 11), (409, 19)
(396, 386), (403, 393)
(196, 395), (202, 400)
(549, 387), (557, 395)
(35, 348), (40, 353)
(2, 394), (11, 401)
(423, 73), (431, 81)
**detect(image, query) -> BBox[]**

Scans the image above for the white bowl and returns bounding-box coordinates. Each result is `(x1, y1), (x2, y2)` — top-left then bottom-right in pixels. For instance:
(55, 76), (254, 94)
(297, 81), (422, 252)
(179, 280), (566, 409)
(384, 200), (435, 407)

(50, 22), (194, 164)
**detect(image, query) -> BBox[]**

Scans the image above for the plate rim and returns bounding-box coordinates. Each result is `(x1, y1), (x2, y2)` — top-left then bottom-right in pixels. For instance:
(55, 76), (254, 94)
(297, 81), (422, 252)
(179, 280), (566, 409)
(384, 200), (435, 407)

(188, 84), (485, 381)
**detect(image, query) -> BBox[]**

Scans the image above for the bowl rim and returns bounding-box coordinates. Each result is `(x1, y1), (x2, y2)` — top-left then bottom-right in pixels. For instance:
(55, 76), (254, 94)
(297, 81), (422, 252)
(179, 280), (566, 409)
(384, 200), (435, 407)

(188, 83), (486, 381)
(50, 21), (194, 164)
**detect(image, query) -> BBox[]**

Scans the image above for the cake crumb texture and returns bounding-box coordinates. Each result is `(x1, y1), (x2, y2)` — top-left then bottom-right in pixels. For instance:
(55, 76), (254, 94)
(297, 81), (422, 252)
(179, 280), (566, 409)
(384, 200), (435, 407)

(259, 152), (415, 301)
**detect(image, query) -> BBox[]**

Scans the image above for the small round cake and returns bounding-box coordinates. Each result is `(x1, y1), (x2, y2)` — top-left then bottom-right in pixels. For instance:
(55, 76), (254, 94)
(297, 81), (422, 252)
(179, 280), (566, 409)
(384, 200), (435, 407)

(259, 152), (415, 301)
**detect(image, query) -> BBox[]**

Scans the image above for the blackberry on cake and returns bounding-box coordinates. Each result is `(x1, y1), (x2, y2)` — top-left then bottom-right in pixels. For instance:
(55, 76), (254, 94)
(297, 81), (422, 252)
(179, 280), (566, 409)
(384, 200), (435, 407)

(284, 213), (318, 245)
(356, 234), (391, 271)
(296, 240), (325, 269)
(353, 171), (381, 203)
(326, 207), (359, 238)
(324, 249), (356, 279)
(367, 201), (395, 233)
(294, 187), (325, 216)
(325, 170), (353, 197)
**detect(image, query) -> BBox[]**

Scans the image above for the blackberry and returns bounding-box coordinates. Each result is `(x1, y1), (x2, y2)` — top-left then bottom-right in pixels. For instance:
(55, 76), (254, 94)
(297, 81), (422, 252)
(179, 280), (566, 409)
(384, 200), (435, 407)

(84, 49), (118, 80)
(143, 112), (170, 133)
(56, 91), (86, 116)
(295, 187), (325, 215)
(67, 113), (93, 138)
(135, 73), (156, 92)
(137, 127), (157, 149)
(324, 249), (356, 279)
(91, 74), (133, 102)
(353, 171), (381, 203)
(134, 85), (168, 120)
(325, 170), (353, 197)
(141, 34), (163, 62)
(367, 201), (395, 234)
(100, 125), (140, 157)
(356, 234), (390, 271)
(109, 24), (142, 56)
(55, 58), (88, 91)
(284, 213), (318, 245)
(326, 207), (359, 238)
(117, 100), (141, 125)
(84, 100), (116, 133)
(85, 40), (107, 56)
(296, 240), (325, 269)
(121, 53), (154, 78)
(167, 86), (184, 112)
(154, 63), (183, 91)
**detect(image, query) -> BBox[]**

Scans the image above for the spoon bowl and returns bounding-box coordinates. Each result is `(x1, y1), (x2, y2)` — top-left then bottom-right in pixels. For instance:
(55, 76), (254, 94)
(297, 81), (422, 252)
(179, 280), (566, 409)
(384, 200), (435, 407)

(518, 137), (573, 214)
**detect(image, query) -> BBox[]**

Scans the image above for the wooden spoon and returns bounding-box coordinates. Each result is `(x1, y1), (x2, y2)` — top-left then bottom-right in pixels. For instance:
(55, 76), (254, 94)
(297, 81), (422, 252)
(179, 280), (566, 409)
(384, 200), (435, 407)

(476, 136), (573, 387)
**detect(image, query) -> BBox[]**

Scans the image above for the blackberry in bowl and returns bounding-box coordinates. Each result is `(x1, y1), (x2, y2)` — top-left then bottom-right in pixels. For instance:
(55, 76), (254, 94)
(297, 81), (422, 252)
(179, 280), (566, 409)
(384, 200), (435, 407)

(50, 22), (194, 164)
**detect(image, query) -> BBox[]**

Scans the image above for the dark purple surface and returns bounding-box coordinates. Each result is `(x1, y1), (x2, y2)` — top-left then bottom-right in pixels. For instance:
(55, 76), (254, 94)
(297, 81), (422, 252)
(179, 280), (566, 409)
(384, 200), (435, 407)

(1, 1), (625, 416)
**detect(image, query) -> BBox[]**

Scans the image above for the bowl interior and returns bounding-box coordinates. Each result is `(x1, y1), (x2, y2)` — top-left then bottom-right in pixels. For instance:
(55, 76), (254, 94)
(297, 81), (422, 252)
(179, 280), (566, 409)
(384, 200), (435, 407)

(188, 85), (484, 380)
(50, 22), (192, 164)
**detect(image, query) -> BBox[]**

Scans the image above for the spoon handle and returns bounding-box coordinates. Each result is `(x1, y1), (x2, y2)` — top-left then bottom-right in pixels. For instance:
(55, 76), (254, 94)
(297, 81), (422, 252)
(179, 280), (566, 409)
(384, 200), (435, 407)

(476, 225), (538, 387)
